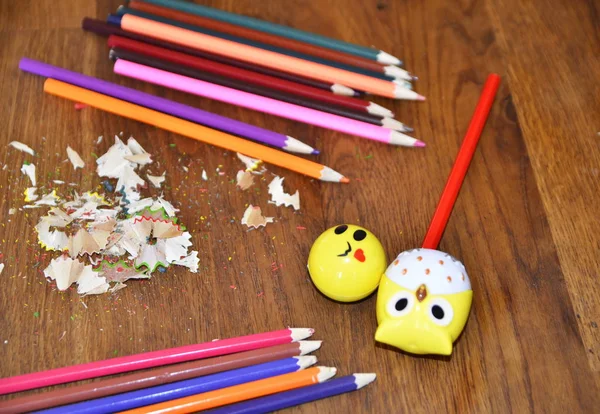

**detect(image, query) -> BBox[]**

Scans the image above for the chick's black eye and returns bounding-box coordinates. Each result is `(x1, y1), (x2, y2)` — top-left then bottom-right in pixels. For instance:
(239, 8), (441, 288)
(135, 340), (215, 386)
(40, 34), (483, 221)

(334, 225), (348, 235)
(353, 230), (366, 241)
(431, 305), (445, 320)
(395, 298), (408, 311)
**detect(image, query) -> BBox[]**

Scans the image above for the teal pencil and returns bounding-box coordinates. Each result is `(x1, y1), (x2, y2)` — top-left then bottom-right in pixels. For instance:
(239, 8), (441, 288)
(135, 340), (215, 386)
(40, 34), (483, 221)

(134, 0), (402, 65)
(115, 7), (411, 88)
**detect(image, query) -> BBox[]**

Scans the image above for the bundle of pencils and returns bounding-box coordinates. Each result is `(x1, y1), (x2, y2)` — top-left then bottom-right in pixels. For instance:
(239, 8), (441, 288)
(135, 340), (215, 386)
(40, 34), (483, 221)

(20, 1), (428, 185)
(81, 0), (426, 149)
(0, 328), (376, 413)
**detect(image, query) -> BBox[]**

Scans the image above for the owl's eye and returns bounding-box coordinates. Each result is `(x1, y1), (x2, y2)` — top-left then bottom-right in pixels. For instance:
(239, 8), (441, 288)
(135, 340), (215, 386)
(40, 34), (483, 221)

(428, 298), (454, 326)
(386, 292), (414, 317)
(334, 225), (348, 235)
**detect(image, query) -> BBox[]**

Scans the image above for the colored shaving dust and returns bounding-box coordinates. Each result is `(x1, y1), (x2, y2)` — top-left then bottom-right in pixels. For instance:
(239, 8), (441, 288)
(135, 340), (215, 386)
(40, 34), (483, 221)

(16, 136), (199, 296)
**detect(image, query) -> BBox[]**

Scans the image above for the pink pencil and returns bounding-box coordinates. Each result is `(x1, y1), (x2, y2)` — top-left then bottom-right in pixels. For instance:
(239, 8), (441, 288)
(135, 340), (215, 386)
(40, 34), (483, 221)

(0, 328), (313, 396)
(113, 59), (424, 148)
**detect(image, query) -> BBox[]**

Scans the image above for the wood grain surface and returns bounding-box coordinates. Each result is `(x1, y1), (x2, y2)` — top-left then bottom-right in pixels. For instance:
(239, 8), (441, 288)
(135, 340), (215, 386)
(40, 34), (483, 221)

(1, 0), (599, 412)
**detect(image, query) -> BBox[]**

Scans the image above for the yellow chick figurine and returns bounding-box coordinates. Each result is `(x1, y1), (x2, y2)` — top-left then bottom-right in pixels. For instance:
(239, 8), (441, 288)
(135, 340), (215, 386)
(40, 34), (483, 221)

(308, 224), (386, 302)
(375, 248), (473, 355)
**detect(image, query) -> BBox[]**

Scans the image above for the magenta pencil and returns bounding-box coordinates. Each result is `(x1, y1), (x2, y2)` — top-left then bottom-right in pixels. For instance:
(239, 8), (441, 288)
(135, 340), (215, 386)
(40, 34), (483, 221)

(0, 328), (313, 395)
(114, 59), (424, 147)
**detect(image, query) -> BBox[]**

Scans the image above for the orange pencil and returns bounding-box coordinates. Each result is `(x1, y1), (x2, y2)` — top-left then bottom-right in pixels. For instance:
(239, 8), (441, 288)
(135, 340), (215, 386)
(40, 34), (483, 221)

(119, 366), (336, 414)
(43, 79), (347, 183)
(118, 14), (424, 100)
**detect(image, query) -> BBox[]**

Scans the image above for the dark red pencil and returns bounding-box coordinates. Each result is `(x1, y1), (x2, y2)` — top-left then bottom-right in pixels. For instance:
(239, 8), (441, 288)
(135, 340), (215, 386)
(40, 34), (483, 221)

(107, 35), (392, 118)
(82, 18), (362, 97)
(108, 47), (411, 131)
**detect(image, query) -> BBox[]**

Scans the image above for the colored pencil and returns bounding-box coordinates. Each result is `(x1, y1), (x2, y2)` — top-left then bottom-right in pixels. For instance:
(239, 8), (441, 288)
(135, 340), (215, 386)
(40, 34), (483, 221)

(107, 35), (394, 118)
(114, 59), (424, 147)
(82, 18), (360, 97)
(0, 328), (313, 396)
(128, 1), (415, 81)
(120, 366), (337, 414)
(109, 48), (411, 132)
(113, 8), (409, 84)
(422, 74), (501, 249)
(43, 80), (348, 183)
(19, 58), (317, 155)
(205, 373), (377, 414)
(0, 341), (322, 414)
(132, 0), (401, 65)
(117, 14), (423, 100)
(39, 357), (317, 414)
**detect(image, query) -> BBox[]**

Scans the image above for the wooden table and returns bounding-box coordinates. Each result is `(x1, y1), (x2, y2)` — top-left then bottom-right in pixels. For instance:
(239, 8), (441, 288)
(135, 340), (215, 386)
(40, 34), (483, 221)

(1, 0), (599, 412)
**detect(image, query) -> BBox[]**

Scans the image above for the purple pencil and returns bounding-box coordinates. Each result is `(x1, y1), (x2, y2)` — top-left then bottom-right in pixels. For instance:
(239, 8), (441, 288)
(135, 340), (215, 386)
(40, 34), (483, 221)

(205, 373), (376, 414)
(18, 58), (317, 154)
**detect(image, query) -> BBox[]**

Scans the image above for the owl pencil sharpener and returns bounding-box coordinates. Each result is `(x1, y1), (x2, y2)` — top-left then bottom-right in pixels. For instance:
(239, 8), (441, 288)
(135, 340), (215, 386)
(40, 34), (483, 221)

(307, 224), (386, 302)
(375, 248), (473, 355)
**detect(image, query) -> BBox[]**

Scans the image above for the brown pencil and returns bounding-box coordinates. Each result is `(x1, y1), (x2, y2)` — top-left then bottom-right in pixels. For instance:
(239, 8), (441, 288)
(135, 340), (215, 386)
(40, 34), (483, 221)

(0, 341), (321, 413)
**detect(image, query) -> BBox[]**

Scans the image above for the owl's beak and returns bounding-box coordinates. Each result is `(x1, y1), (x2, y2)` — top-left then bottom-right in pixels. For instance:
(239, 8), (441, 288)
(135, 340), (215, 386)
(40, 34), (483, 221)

(375, 319), (453, 355)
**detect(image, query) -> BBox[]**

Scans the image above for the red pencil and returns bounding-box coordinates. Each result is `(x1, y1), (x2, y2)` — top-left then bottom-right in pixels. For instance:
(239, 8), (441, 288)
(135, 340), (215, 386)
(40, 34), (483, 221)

(107, 35), (393, 118)
(422, 74), (501, 249)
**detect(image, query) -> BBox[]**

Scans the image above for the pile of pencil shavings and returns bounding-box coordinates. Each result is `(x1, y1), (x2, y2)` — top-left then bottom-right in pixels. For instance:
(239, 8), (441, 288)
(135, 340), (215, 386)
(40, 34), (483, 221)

(20, 136), (199, 296)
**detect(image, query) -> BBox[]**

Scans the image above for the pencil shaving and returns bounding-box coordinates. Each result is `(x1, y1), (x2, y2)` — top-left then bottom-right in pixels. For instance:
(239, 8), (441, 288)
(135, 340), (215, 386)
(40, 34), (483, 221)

(237, 153), (266, 174)
(24, 187), (38, 202)
(125, 153), (152, 165)
(66, 146), (85, 169)
(9, 141), (35, 156)
(127, 197), (179, 217)
(34, 190), (60, 206)
(236, 170), (254, 190)
(147, 172), (166, 188)
(268, 176), (300, 210)
(20, 162), (36, 186)
(101, 261), (150, 284)
(96, 136), (145, 202)
(241, 205), (274, 229)
(43, 256), (109, 295)
(17, 134), (200, 295)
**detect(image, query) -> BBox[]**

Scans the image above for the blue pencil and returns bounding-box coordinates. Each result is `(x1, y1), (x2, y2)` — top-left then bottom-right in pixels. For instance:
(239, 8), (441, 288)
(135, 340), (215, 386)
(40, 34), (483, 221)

(205, 373), (376, 414)
(36, 357), (316, 414)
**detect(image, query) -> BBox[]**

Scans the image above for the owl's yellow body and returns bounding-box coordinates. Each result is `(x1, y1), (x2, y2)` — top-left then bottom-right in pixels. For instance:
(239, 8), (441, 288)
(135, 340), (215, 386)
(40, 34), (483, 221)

(375, 248), (473, 355)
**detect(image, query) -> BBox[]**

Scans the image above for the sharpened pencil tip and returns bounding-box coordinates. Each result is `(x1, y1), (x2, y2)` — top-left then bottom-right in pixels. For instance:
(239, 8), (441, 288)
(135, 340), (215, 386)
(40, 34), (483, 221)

(341, 177), (350, 183)
(295, 355), (318, 369)
(404, 126), (415, 133)
(299, 340), (323, 355)
(417, 94), (427, 101)
(354, 373), (377, 388)
(320, 166), (348, 183)
(289, 328), (314, 341)
(414, 140), (426, 147)
(285, 136), (317, 154)
(311, 149), (320, 155)
(412, 75), (419, 81)
(377, 51), (402, 66)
